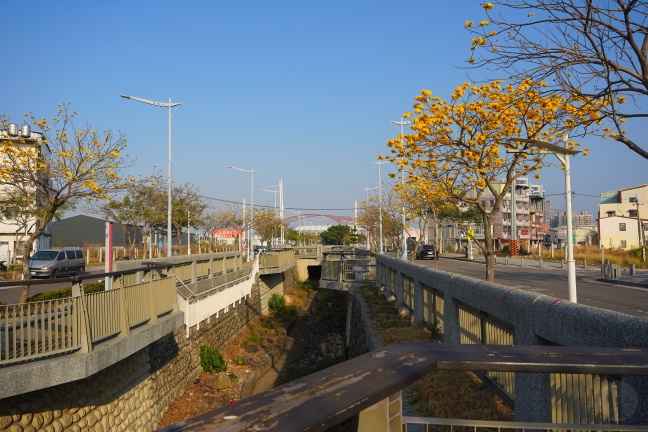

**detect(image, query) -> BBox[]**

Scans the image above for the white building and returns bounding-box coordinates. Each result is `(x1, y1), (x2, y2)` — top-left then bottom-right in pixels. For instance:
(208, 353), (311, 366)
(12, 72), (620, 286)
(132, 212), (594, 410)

(0, 124), (52, 263)
(598, 184), (648, 249)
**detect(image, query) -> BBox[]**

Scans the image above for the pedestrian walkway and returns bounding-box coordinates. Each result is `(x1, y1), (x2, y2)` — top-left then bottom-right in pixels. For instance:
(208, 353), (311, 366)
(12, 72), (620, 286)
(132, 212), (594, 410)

(440, 253), (648, 289)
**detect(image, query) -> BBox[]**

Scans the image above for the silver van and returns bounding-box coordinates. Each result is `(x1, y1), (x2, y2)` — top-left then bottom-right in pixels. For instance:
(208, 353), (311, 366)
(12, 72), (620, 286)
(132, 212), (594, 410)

(29, 248), (86, 278)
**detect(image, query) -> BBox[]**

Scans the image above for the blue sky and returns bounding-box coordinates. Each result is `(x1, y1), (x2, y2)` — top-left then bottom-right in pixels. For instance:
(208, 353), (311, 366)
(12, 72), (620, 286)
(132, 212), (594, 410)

(3, 1), (646, 227)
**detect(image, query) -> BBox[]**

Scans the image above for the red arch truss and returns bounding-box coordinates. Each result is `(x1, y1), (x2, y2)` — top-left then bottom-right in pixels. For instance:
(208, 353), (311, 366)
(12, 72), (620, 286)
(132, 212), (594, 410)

(283, 214), (354, 225)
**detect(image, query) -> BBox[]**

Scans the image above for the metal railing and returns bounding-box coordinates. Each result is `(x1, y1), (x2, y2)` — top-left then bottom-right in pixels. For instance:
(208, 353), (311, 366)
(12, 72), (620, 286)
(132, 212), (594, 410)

(403, 416), (647, 431)
(0, 264), (178, 366)
(158, 343), (648, 431)
(320, 249), (376, 284)
(375, 255), (648, 427)
(176, 257), (260, 336)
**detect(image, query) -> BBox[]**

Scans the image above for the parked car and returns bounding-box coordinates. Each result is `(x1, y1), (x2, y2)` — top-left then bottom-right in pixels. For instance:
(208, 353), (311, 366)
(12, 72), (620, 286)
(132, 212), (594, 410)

(415, 244), (437, 260)
(253, 246), (269, 255)
(28, 248), (85, 278)
(0, 260), (7, 272)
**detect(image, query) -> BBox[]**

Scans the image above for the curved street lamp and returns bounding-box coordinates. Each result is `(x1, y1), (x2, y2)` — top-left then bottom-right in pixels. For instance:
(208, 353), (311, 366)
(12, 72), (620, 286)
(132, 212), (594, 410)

(119, 94), (182, 257)
(507, 136), (580, 303)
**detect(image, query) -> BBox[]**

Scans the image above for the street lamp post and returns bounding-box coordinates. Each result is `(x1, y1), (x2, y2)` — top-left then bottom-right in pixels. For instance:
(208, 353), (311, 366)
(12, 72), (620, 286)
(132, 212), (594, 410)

(120, 94), (182, 258)
(391, 118), (411, 260)
(229, 166), (256, 260)
(508, 136), (580, 303)
(374, 161), (388, 254)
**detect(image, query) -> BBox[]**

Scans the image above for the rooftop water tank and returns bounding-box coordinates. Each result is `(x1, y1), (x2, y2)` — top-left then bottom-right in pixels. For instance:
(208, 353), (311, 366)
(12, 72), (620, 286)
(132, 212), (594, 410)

(20, 123), (31, 138)
(8, 123), (19, 137)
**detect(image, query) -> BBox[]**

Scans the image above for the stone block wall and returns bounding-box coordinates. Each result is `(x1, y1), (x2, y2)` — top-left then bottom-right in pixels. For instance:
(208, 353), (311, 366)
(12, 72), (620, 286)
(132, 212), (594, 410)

(257, 267), (298, 315)
(0, 277), (266, 432)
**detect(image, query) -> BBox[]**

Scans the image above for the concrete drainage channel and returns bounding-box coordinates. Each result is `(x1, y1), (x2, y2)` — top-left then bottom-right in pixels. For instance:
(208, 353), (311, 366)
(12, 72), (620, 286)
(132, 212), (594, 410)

(241, 288), (349, 397)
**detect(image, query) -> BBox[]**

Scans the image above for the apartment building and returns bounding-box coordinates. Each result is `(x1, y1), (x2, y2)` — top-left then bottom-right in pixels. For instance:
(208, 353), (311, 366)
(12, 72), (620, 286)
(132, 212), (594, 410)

(598, 184), (648, 249)
(0, 123), (52, 262)
(432, 178), (547, 252)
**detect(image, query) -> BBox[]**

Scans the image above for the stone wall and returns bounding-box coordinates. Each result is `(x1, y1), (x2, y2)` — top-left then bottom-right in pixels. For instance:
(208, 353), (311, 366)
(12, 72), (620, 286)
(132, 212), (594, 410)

(257, 267), (297, 315)
(0, 276), (267, 432)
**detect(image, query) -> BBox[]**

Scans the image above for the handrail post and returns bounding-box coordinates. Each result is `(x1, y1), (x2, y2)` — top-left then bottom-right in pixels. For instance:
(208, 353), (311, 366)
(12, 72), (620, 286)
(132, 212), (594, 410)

(413, 279), (424, 326)
(115, 275), (131, 337)
(71, 277), (93, 353)
(147, 273), (159, 325)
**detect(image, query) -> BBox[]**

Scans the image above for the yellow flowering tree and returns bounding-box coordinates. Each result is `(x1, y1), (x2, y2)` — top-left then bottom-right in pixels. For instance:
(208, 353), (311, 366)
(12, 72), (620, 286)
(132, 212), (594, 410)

(385, 79), (602, 281)
(0, 104), (134, 302)
(466, 0), (648, 159)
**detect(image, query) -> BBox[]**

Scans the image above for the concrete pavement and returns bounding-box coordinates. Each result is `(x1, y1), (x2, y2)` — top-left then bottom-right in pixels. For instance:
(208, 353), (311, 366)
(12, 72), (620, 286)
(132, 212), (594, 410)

(439, 253), (648, 289)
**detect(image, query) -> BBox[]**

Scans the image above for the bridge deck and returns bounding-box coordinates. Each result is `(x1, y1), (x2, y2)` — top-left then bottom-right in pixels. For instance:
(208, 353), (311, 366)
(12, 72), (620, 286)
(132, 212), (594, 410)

(158, 343), (648, 432)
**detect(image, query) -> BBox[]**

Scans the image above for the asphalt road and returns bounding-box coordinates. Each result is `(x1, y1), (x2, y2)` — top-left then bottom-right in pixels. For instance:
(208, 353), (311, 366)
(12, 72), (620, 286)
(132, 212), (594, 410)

(415, 256), (648, 317)
(0, 271), (105, 304)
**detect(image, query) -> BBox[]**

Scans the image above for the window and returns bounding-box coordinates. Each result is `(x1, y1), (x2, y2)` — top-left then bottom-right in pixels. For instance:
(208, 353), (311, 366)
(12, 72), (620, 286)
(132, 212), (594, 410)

(629, 210), (638, 217)
(619, 223), (626, 231)
(621, 240), (627, 248)
(607, 211), (615, 217)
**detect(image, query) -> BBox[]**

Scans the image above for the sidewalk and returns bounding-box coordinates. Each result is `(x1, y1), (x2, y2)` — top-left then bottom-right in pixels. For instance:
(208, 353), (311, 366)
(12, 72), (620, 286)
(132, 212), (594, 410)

(439, 253), (648, 289)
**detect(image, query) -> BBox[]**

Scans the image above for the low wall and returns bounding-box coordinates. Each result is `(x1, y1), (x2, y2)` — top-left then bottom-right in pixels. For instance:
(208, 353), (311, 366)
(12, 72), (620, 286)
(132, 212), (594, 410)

(375, 255), (648, 425)
(0, 265), (301, 431)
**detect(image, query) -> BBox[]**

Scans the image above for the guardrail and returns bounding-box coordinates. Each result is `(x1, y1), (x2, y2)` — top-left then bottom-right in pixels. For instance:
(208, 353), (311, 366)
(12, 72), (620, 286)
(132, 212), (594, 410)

(176, 257), (260, 336)
(375, 254), (648, 425)
(320, 249), (376, 284)
(159, 343), (648, 431)
(0, 263), (178, 366)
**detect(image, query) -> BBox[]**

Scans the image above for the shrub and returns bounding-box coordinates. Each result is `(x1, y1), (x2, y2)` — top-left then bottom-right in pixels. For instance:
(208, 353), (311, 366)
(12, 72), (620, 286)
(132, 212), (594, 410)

(27, 282), (106, 302)
(242, 333), (263, 347)
(268, 294), (286, 313)
(276, 304), (299, 322)
(199, 345), (227, 373)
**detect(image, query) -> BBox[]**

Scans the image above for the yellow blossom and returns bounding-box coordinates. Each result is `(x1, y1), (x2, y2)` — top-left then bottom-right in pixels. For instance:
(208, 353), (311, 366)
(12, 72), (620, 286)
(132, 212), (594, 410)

(482, 2), (494, 10)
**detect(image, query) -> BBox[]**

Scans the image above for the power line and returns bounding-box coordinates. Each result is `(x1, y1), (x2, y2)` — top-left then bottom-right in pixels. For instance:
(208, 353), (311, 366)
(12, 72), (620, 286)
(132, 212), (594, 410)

(197, 194), (354, 212)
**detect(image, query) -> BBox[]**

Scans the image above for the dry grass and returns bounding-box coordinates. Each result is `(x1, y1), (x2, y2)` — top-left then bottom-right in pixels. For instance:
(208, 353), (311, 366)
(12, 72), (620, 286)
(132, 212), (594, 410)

(359, 284), (514, 424)
(514, 245), (648, 269)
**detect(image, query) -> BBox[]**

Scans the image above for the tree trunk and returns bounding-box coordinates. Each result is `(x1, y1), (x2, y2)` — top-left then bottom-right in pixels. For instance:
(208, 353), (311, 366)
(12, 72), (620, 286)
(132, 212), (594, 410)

(483, 217), (496, 282)
(484, 252), (495, 282)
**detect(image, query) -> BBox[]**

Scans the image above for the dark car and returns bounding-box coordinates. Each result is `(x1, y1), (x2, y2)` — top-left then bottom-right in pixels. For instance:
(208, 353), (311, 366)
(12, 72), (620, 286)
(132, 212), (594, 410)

(415, 244), (437, 260)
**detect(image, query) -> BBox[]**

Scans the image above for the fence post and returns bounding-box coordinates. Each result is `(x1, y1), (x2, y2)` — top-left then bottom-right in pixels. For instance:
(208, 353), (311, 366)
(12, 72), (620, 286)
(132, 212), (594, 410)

(115, 275), (132, 337)
(147, 271), (159, 325)
(72, 278), (93, 354)
(395, 271), (405, 314)
(413, 279), (424, 327)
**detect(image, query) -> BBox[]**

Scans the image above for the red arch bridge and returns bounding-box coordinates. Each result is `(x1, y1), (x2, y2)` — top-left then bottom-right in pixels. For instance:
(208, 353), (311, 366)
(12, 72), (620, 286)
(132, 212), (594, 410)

(283, 214), (354, 225)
